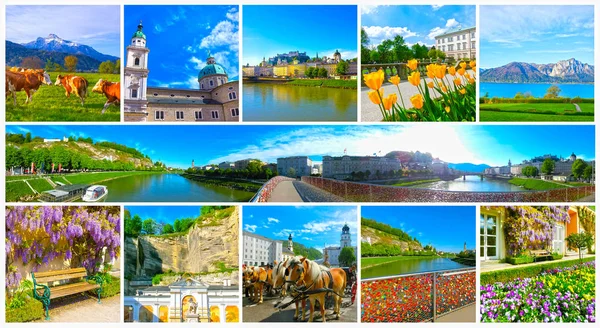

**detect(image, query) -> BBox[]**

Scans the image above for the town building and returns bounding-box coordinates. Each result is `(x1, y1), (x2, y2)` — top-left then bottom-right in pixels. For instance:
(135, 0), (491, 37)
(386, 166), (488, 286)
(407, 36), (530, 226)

(277, 156), (313, 178)
(234, 159), (264, 171)
(242, 231), (294, 266)
(434, 26), (476, 60)
(124, 278), (238, 323)
(431, 159), (449, 175)
(218, 162), (235, 171)
(262, 163), (278, 175)
(484, 155), (595, 181)
(243, 50), (357, 79)
(322, 224), (357, 267)
(124, 21), (239, 122)
(43, 136), (68, 143)
(322, 155), (402, 179)
(312, 163), (323, 175)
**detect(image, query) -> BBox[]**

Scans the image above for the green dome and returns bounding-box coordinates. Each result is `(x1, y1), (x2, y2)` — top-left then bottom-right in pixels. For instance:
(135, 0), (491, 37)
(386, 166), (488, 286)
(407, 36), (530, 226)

(198, 63), (227, 80)
(132, 21), (146, 40)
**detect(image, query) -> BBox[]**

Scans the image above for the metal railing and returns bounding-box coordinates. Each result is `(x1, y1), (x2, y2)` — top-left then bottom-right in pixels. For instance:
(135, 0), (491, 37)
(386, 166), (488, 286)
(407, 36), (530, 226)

(301, 176), (595, 202)
(249, 176), (295, 202)
(361, 268), (476, 322)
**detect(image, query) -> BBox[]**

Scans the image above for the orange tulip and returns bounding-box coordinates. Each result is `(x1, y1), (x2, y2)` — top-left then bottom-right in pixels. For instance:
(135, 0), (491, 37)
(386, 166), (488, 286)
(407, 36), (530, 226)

(441, 84), (448, 93)
(427, 82), (434, 88)
(457, 68), (466, 76)
(407, 59), (418, 71)
(389, 75), (400, 85)
(445, 106), (451, 113)
(383, 93), (397, 110)
(408, 71), (421, 87)
(453, 78), (462, 86)
(468, 77), (475, 84)
(364, 69), (384, 90)
(459, 88), (467, 95)
(410, 94), (424, 109)
(368, 88), (383, 105)
(435, 65), (446, 79)
(448, 66), (456, 76)
(469, 61), (476, 69)
(460, 62), (467, 69)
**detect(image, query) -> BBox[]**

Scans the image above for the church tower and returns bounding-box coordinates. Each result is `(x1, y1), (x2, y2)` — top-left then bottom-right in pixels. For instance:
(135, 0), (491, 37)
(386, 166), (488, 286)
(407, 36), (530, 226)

(288, 233), (294, 252)
(341, 224), (351, 248)
(124, 21), (150, 122)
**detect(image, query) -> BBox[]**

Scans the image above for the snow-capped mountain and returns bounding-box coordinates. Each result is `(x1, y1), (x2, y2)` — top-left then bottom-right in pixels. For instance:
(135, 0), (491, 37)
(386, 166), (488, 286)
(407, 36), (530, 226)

(481, 58), (594, 83)
(22, 34), (118, 62)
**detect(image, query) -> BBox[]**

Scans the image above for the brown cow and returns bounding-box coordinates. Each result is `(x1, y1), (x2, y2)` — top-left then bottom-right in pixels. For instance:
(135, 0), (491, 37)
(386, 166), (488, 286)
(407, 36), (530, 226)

(6, 70), (52, 106)
(54, 75), (88, 105)
(92, 79), (120, 114)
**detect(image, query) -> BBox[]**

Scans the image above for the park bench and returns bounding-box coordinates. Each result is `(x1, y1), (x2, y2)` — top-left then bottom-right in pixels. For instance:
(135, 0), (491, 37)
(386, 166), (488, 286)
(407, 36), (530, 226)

(32, 267), (103, 320)
(530, 250), (552, 262)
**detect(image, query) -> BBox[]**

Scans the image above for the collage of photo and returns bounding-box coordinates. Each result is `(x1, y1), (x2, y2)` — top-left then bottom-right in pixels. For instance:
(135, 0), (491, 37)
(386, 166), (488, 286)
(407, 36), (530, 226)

(3, 1), (597, 326)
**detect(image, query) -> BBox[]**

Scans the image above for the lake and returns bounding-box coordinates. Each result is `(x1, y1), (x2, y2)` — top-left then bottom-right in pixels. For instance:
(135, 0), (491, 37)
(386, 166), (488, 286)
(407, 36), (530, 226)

(362, 257), (473, 279)
(480, 83), (594, 98)
(102, 173), (255, 202)
(413, 175), (523, 192)
(243, 83), (357, 121)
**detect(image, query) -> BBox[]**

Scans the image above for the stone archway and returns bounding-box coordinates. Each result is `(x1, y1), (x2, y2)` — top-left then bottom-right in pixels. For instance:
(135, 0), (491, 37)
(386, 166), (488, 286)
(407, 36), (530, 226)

(182, 295), (198, 322)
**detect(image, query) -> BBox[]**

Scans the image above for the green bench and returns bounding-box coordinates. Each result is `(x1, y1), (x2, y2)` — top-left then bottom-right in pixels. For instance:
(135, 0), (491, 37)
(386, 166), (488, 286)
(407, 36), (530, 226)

(32, 267), (103, 320)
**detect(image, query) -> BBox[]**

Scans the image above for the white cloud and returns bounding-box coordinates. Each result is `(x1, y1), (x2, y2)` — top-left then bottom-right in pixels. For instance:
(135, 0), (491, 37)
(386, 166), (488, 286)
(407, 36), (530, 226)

(200, 20), (239, 52)
(244, 224), (257, 233)
(427, 19), (460, 40)
(154, 24), (163, 34)
(267, 217), (279, 223)
(432, 5), (444, 11)
(555, 33), (579, 38)
(361, 5), (385, 15)
(226, 8), (239, 22)
(189, 56), (205, 70)
(302, 237), (313, 241)
(363, 26), (417, 46)
(212, 51), (239, 79)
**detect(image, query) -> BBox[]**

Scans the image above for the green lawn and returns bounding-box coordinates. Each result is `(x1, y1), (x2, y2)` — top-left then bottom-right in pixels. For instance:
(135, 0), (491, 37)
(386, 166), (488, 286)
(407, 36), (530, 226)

(480, 102), (594, 122)
(392, 178), (440, 187)
(26, 179), (53, 193)
(508, 178), (569, 190)
(566, 182), (594, 187)
(6, 181), (34, 202)
(286, 78), (357, 89)
(64, 171), (160, 185)
(6, 72), (120, 122)
(362, 255), (442, 269)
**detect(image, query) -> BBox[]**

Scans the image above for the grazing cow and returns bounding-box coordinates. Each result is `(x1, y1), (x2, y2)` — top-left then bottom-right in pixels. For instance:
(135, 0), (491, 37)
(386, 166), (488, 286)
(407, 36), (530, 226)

(287, 257), (347, 322)
(6, 70), (52, 106)
(55, 74), (88, 105)
(92, 79), (120, 114)
(243, 266), (268, 304)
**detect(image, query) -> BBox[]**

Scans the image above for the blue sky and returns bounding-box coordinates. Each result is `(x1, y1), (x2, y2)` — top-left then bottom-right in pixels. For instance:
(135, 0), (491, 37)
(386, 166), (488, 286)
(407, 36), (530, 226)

(361, 5), (475, 48)
(362, 206), (475, 253)
(6, 5), (120, 56)
(243, 5), (357, 66)
(124, 5), (239, 88)
(126, 206), (203, 225)
(243, 206), (357, 253)
(6, 125), (595, 169)
(480, 6), (594, 68)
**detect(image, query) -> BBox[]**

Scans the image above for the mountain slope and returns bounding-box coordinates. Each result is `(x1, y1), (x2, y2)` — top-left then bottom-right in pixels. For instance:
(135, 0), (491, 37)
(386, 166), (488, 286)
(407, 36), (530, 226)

(481, 58), (594, 83)
(361, 217), (422, 251)
(279, 240), (323, 260)
(22, 34), (118, 62)
(6, 41), (105, 71)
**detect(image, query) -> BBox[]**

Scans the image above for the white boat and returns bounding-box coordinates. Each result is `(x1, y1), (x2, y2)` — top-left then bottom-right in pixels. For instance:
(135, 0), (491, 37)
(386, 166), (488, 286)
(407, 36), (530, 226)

(81, 185), (108, 202)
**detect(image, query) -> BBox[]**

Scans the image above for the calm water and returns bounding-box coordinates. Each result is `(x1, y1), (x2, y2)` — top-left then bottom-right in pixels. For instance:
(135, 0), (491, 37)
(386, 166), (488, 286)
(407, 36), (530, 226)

(362, 257), (472, 279)
(243, 83), (357, 121)
(481, 83), (594, 98)
(413, 176), (524, 192)
(102, 173), (255, 202)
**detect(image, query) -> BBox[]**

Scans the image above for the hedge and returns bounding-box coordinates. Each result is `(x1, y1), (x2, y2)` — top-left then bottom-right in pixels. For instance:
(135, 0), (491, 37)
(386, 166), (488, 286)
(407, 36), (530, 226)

(479, 97), (594, 104)
(506, 255), (534, 265)
(481, 257), (595, 285)
(88, 276), (121, 298)
(6, 297), (45, 322)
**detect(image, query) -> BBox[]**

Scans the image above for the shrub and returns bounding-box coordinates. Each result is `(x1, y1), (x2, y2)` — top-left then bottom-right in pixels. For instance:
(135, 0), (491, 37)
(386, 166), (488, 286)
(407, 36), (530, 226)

(481, 257), (594, 285)
(552, 252), (563, 260)
(6, 297), (45, 322)
(88, 274), (120, 298)
(505, 255), (534, 265)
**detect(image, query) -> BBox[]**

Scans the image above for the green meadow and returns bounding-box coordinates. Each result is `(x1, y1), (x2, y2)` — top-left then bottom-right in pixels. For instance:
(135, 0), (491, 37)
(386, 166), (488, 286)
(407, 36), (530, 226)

(480, 102), (594, 122)
(6, 71), (120, 122)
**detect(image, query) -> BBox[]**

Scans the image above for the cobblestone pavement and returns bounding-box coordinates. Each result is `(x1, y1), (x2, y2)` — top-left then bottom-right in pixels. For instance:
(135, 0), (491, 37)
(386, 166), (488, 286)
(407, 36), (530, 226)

(293, 181), (346, 202)
(35, 294), (120, 322)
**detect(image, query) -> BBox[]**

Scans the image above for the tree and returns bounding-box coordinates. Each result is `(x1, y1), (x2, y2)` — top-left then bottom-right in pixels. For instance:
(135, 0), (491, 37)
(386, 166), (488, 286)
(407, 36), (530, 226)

(142, 218), (157, 235)
(25, 132), (32, 143)
(173, 219), (182, 233)
(544, 85), (561, 99)
(572, 159), (588, 181)
(365, 170), (371, 180)
(369, 49), (380, 63)
(98, 60), (116, 73)
(336, 60), (349, 75)
(338, 247), (356, 267)
(44, 59), (55, 72)
(541, 158), (555, 175)
(392, 35), (412, 63)
(162, 223), (174, 234)
(361, 27), (371, 64)
(436, 50), (446, 60)
(287, 167), (296, 178)
(412, 43), (429, 60)
(565, 232), (594, 262)
(583, 165), (593, 182)
(64, 55), (78, 72)
(305, 67), (315, 78)
(21, 56), (43, 69)
(125, 214), (142, 237)
(318, 68), (328, 78)
(377, 39), (394, 63)
(428, 48), (438, 59)
(114, 59), (121, 74)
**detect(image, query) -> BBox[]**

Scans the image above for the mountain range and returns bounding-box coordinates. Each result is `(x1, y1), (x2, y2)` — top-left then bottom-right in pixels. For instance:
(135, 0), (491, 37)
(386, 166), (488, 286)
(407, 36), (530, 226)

(448, 163), (491, 173)
(22, 34), (118, 62)
(480, 58), (594, 83)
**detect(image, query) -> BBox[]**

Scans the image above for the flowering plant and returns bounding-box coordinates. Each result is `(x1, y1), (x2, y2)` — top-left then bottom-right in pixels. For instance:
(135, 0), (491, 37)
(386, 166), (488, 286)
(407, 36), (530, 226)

(364, 60), (476, 121)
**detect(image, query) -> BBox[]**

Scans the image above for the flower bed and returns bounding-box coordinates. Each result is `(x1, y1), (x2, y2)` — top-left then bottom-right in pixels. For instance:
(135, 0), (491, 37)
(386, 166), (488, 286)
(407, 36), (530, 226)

(252, 176), (296, 202)
(480, 261), (595, 322)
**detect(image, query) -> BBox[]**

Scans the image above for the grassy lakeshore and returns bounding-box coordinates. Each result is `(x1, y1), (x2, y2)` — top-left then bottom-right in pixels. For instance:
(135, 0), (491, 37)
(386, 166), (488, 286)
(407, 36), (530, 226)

(480, 102), (594, 122)
(391, 178), (441, 187)
(5, 171), (163, 201)
(180, 174), (262, 192)
(361, 255), (445, 269)
(6, 72), (120, 122)
(245, 77), (357, 89)
(508, 177), (570, 190)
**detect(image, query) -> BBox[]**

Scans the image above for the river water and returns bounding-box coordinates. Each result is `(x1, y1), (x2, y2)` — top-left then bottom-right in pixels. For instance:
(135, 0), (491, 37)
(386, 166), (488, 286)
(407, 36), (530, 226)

(362, 257), (473, 279)
(101, 173), (255, 202)
(243, 83), (357, 121)
(412, 175), (524, 192)
(480, 82), (594, 98)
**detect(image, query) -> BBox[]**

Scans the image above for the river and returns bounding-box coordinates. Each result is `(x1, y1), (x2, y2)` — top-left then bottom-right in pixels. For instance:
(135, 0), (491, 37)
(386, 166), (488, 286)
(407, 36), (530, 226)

(101, 173), (255, 202)
(412, 175), (524, 192)
(243, 83), (357, 121)
(480, 82), (594, 98)
(362, 257), (473, 279)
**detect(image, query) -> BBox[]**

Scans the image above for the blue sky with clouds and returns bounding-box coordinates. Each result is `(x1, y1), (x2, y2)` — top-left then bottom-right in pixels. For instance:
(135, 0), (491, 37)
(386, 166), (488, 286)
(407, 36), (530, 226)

(361, 5), (475, 48)
(243, 206), (357, 253)
(243, 5), (357, 66)
(362, 206), (475, 253)
(126, 206), (204, 225)
(124, 5), (239, 89)
(6, 5), (120, 57)
(480, 5), (594, 68)
(6, 125), (595, 169)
